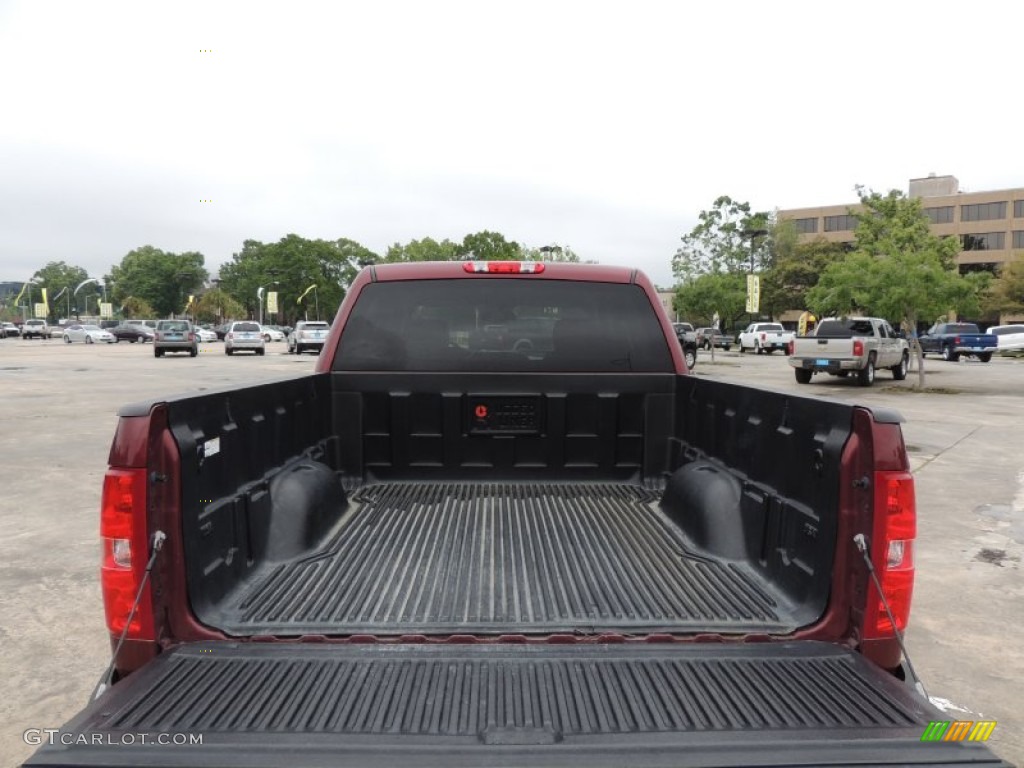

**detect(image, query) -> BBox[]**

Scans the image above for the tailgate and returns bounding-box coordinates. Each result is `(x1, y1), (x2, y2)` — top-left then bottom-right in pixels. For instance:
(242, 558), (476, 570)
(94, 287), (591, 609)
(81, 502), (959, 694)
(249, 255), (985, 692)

(794, 338), (854, 358)
(23, 642), (1008, 768)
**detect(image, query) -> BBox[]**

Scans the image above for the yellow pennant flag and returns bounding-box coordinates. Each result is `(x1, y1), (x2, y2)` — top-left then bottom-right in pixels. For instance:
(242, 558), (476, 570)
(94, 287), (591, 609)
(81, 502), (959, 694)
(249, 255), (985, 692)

(296, 284), (317, 304)
(41, 288), (49, 311)
(13, 282), (28, 305)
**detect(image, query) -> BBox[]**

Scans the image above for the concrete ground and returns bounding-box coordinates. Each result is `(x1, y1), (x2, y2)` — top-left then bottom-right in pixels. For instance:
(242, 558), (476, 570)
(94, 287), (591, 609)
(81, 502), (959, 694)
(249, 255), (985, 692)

(0, 339), (1020, 767)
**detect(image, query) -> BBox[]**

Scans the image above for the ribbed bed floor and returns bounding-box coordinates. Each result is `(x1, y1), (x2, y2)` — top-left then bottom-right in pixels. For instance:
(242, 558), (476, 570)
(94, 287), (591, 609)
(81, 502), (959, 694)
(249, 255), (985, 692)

(221, 483), (793, 635)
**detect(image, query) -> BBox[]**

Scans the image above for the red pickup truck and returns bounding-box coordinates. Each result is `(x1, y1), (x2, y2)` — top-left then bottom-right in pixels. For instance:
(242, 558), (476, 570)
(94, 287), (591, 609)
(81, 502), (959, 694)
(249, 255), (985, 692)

(24, 262), (1006, 767)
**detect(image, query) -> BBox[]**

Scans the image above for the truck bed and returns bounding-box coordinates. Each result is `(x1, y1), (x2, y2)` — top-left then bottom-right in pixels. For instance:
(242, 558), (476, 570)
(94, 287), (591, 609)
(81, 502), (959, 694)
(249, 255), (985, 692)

(171, 374), (845, 642)
(215, 482), (792, 636)
(24, 642), (1008, 768)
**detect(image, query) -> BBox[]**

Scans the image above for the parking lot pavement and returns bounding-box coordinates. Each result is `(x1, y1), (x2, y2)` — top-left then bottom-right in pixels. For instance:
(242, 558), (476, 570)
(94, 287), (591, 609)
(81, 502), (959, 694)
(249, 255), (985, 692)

(0, 341), (1020, 767)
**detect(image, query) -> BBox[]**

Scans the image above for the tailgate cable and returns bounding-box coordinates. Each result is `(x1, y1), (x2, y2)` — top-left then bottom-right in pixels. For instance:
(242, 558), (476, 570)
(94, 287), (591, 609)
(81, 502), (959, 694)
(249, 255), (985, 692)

(92, 530), (167, 700)
(853, 533), (927, 699)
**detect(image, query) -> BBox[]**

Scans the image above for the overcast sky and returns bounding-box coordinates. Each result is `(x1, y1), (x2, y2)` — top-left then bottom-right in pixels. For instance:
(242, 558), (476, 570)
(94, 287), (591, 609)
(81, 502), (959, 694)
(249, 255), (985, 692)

(2, 0), (1021, 288)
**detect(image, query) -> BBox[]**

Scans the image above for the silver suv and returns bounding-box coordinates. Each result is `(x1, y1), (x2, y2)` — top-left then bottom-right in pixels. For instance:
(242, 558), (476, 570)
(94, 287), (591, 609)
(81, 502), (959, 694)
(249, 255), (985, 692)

(288, 321), (330, 354)
(225, 321), (266, 356)
(154, 320), (198, 358)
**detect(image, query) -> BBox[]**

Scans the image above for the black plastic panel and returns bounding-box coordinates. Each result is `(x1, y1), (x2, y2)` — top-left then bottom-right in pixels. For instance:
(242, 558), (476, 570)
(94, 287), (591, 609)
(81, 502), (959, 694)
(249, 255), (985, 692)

(210, 482), (800, 636)
(330, 372), (677, 484)
(164, 375), (337, 622)
(24, 642), (1009, 768)
(671, 376), (851, 618)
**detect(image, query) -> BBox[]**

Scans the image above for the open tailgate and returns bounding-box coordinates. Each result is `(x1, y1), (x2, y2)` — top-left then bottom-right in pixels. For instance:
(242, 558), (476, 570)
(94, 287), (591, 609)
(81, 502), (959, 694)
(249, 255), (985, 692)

(23, 641), (1008, 768)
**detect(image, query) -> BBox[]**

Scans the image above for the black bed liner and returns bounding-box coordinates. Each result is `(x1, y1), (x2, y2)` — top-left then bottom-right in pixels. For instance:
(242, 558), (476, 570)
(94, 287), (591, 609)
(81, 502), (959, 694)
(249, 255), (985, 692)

(24, 642), (1008, 768)
(213, 482), (799, 636)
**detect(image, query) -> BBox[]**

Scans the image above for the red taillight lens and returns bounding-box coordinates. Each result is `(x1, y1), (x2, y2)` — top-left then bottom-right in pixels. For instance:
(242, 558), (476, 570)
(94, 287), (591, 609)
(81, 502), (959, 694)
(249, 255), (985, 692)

(863, 470), (916, 638)
(100, 468), (153, 639)
(787, 341), (794, 355)
(462, 261), (545, 274)
(853, 339), (864, 357)
(226, 332), (233, 340)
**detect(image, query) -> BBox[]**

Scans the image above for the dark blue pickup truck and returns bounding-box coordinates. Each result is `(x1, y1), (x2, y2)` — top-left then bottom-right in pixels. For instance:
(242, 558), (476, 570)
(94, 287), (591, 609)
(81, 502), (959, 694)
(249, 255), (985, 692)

(920, 322), (998, 362)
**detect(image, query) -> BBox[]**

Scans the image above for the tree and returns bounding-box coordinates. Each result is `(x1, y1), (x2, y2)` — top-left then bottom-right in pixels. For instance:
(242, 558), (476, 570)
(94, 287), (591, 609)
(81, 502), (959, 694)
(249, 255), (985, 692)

(108, 246), (208, 318)
(385, 237), (459, 262)
(25, 261), (91, 321)
(673, 197), (771, 281)
(217, 235), (379, 325)
(120, 296), (156, 319)
(455, 231), (521, 261)
(760, 236), (848, 318)
(806, 188), (986, 388)
(520, 244), (584, 262)
(193, 289), (243, 324)
(983, 255), (1024, 317)
(673, 272), (747, 331)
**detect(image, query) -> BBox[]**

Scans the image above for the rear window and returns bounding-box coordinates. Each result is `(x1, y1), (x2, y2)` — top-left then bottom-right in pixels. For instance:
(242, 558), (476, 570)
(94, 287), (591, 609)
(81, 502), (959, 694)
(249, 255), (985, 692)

(944, 323), (980, 334)
(757, 324), (784, 332)
(815, 319), (874, 337)
(157, 321), (190, 331)
(334, 279), (674, 372)
(992, 326), (1024, 336)
(233, 323), (260, 332)
(301, 322), (330, 330)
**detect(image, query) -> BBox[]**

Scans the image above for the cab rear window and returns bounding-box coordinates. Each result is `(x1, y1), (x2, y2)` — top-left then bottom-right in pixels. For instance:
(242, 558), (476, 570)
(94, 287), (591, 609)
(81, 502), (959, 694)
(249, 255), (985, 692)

(334, 279), (673, 372)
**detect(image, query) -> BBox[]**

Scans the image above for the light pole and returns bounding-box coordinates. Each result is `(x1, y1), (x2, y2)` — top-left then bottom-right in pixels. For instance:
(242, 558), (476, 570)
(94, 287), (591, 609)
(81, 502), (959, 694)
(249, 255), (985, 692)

(74, 278), (101, 321)
(26, 277), (43, 321)
(742, 228), (768, 323)
(51, 286), (70, 323)
(210, 278), (222, 324)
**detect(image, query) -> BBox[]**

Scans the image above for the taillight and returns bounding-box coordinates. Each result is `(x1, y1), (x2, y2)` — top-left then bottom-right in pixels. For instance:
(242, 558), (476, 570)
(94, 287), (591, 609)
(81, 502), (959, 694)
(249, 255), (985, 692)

(863, 470), (916, 639)
(463, 261), (545, 274)
(787, 340), (794, 355)
(100, 468), (154, 639)
(853, 339), (864, 357)
(226, 332), (233, 340)
(953, 335), (960, 345)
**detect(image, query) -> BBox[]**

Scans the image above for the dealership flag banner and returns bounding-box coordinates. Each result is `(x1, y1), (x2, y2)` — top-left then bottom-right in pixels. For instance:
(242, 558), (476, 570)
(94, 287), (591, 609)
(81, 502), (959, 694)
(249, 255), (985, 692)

(745, 274), (760, 313)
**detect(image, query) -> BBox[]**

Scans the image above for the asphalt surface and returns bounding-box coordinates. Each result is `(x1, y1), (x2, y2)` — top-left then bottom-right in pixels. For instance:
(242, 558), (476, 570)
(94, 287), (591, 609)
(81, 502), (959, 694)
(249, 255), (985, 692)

(0, 339), (1020, 767)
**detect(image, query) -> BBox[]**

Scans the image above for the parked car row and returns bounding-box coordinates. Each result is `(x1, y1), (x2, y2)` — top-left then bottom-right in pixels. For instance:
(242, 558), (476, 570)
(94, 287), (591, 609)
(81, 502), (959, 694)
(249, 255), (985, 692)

(4, 318), (330, 358)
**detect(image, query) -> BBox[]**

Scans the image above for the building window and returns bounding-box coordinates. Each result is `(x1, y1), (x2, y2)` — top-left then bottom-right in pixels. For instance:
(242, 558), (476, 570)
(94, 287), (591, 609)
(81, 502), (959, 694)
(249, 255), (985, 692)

(961, 232), (1006, 251)
(793, 217), (818, 234)
(959, 262), (998, 275)
(1013, 231), (1024, 249)
(823, 214), (857, 232)
(924, 206), (954, 224)
(1015, 200), (1024, 218)
(961, 202), (1007, 222)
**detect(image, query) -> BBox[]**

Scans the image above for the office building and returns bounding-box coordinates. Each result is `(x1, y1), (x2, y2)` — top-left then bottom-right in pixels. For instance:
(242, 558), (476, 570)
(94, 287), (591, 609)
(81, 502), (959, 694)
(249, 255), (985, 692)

(778, 175), (1024, 275)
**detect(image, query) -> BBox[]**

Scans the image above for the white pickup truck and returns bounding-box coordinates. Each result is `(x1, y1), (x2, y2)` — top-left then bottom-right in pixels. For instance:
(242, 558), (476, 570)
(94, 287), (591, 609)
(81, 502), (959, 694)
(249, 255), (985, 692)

(789, 316), (910, 387)
(737, 322), (794, 354)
